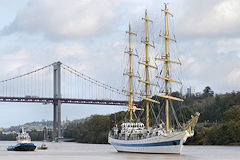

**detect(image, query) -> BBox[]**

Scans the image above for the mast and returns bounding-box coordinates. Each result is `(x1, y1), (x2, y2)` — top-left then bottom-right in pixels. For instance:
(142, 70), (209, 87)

(139, 10), (160, 130)
(164, 3), (170, 133)
(128, 24), (134, 122)
(155, 3), (184, 133)
(144, 10), (150, 130)
(123, 24), (142, 121)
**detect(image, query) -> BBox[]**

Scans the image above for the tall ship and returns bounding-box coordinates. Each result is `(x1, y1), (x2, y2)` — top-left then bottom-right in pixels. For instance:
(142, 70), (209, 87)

(108, 3), (200, 154)
(7, 127), (36, 151)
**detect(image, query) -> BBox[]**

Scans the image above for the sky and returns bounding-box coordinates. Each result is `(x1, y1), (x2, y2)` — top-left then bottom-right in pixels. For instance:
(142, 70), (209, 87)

(0, 0), (240, 127)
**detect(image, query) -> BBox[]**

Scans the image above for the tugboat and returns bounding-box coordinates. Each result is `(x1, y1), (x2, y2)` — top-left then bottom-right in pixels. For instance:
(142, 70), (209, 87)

(7, 127), (36, 151)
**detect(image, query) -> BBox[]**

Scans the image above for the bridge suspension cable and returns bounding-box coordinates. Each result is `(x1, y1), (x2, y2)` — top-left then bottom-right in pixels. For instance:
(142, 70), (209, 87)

(0, 64), (53, 83)
(61, 63), (125, 96)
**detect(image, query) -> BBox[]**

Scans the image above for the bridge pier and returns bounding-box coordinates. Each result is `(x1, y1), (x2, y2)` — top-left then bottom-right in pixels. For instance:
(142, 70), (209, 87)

(53, 61), (62, 141)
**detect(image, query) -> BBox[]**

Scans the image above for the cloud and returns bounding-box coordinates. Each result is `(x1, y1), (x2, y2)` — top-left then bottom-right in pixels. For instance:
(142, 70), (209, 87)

(216, 38), (240, 55)
(227, 69), (240, 84)
(176, 0), (240, 38)
(0, 39), (125, 85)
(1, 48), (30, 73)
(177, 37), (240, 93)
(2, 0), (118, 40)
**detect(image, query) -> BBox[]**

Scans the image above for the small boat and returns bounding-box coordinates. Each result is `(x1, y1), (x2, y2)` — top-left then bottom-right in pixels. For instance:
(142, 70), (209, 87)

(38, 143), (48, 150)
(38, 128), (48, 150)
(7, 127), (36, 151)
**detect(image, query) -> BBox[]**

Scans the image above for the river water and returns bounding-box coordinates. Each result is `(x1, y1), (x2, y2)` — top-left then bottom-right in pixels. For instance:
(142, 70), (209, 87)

(0, 141), (239, 160)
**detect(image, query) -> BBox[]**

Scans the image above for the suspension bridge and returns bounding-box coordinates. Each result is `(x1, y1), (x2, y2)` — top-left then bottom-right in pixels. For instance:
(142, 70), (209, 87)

(0, 61), (137, 140)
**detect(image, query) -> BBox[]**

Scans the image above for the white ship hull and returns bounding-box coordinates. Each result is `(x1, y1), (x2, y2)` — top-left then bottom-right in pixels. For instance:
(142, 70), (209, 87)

(108, 130), (189, 154)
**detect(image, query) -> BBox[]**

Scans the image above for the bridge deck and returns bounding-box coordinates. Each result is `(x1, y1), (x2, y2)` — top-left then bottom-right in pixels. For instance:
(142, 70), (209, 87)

(0, 96), (137, 106)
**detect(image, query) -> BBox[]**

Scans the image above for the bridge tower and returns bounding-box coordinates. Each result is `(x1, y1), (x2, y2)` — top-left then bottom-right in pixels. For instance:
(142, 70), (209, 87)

(53, 61), (62, 141)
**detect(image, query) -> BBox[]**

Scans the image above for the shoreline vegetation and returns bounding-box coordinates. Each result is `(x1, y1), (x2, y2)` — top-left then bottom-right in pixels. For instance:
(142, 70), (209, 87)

(1, 86), (240, 145)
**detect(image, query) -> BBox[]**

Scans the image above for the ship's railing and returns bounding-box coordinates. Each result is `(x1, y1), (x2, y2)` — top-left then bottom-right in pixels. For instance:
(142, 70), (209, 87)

(109, 129), (168, 140)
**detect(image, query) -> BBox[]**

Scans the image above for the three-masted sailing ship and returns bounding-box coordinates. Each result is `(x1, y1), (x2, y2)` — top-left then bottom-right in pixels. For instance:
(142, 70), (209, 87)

(108, 3), (200, 154)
